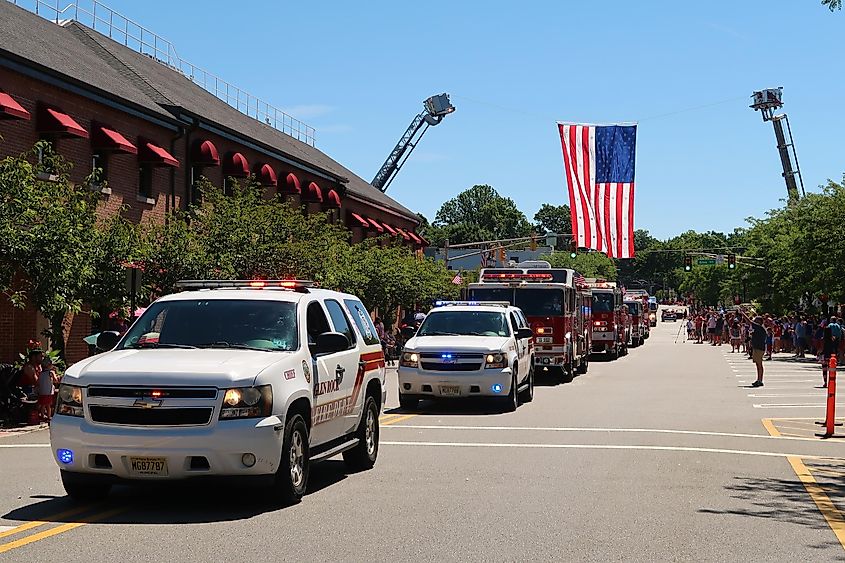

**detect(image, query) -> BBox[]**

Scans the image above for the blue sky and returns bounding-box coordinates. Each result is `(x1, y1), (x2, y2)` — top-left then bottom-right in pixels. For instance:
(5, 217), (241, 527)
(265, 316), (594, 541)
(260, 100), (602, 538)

(99, 0), (842, 239)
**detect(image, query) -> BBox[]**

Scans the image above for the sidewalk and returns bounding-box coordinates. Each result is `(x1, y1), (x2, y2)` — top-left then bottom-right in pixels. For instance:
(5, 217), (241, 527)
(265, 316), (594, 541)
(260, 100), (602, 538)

(0, 422), (47, 438)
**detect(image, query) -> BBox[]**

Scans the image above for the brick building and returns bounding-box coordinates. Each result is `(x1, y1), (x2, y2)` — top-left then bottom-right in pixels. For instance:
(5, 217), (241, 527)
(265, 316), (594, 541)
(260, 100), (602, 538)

(0, 1), (428, 363)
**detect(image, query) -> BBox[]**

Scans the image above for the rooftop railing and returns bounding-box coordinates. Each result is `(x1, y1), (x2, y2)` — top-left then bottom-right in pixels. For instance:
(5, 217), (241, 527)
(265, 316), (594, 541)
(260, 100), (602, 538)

(9, 0), (317, 146)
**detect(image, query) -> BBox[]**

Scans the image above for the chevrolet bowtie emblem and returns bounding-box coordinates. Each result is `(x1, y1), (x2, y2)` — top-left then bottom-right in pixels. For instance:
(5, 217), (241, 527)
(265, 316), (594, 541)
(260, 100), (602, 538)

(133, 398), (163, 409)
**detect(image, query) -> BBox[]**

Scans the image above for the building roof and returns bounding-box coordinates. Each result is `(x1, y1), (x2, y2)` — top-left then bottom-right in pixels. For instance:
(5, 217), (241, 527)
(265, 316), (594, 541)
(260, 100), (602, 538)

(0, 1), (418, 222)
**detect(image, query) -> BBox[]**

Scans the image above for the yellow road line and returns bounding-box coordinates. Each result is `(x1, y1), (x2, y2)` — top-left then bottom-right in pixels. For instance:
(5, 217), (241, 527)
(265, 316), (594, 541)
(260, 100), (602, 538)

(761, 418), (781, 437)
(0, 506), (127, 554)
(787, 456), (845, 551)
(379, 414), (400, 424)
(0, 505), (94, 539)
(381, 414), (416, 426)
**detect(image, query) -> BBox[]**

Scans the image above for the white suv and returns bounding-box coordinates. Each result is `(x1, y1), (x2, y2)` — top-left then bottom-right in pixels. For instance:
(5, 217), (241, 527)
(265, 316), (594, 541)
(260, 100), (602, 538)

(397, 302), (534, 411)
(51, 280), (385, 504)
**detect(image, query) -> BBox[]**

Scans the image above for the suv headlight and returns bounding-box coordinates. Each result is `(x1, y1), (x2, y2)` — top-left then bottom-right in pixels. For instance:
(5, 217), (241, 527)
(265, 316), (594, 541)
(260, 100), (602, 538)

(484, 353), (507, 369)
(400, 352), (419, 368)
(56, 384), (84, 417)
(219, 385), (273, 419)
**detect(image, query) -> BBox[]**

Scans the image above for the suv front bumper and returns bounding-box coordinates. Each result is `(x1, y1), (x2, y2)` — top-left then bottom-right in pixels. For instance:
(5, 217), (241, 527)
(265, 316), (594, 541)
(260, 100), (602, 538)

(397, 366), (513, 398)
(50, 414), (285, 480)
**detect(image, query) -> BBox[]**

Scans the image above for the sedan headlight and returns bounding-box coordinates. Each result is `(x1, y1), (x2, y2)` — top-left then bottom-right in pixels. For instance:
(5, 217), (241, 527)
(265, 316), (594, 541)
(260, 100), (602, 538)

(219, 385), (272, 419)
(400, 352), (419, 368)
(56, 384), (84, 417)
(484, 353), (507, 369)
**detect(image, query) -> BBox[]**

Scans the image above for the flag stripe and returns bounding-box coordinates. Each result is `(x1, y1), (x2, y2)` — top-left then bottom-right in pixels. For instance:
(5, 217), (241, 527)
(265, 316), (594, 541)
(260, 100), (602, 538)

(557, 124), (636, 260)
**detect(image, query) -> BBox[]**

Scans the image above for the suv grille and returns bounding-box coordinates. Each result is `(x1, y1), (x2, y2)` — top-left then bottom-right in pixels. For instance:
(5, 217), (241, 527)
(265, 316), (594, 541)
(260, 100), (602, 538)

(420, 362), (482, 372)
(89, 406), (213, 426)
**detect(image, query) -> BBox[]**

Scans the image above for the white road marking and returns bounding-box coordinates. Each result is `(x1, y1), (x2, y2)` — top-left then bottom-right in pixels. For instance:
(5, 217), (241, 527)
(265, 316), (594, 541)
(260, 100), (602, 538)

(0, 526), (16, 533)
(748, 393), (826, 398)
(381, 424), (843, 444)
(382, 441), (830, 459)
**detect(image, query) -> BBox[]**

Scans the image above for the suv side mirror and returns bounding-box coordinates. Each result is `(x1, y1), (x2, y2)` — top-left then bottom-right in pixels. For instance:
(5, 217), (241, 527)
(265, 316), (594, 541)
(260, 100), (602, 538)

(516, 327), (533, 339)
(313, 332), (350, 355)
(96, 331), (121, 351)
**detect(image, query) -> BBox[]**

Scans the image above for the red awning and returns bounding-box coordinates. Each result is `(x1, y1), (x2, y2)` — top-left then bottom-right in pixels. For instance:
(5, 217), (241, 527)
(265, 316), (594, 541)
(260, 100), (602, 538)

(407, 231), (423, 244)
(0, 92), (29, 120)
(350, 212), (370, 228)
(192, 139), (220, 166)
(394, 227), (412, 241)
(304, 181), (323, 203)
(92, 125), (137, 154)
(284, 172), (302, 194)
(324, 189), (341, 209)
(139, 140), (179, 167)
(256, 164), (277, 187)
(223, 152), (249, 177)
(366, 218), (384, 233)
(37, 106), (87, 138)
(381, 223), (398, 236)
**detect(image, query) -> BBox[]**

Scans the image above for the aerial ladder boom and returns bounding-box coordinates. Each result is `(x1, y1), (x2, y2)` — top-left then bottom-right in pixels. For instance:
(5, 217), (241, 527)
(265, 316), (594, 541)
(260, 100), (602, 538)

(371, 93), (455, 193)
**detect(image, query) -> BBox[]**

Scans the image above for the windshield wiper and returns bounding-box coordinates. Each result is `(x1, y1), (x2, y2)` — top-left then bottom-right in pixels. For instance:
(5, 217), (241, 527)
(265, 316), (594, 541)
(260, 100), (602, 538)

(199, 342), (285, 352)
(420, 331), (459, 336)
(129, 343), (197, 349)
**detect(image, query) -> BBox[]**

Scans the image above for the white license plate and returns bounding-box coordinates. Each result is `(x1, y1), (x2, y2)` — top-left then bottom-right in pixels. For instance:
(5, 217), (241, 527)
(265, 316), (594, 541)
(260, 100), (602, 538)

(129, 457), (168, 476)
(439, 385), (461, 397)
(536, 336), (553, 344)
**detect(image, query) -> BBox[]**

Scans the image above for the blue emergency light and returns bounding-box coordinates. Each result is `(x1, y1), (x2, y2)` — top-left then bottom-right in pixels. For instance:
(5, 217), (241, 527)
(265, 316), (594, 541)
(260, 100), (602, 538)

(57, 449), (74, 464)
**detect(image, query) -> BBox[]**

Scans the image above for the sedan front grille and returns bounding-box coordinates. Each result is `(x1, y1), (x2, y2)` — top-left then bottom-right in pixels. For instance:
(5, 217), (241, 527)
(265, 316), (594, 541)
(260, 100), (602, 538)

(89, 406), (213, 426)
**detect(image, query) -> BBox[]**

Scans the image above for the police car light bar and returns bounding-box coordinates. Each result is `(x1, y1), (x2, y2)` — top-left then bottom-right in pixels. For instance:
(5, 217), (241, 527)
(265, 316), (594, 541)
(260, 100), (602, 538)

(175, 279), (317, 291)
(433, 301), (511, 308)
(481, 273), (553, 281)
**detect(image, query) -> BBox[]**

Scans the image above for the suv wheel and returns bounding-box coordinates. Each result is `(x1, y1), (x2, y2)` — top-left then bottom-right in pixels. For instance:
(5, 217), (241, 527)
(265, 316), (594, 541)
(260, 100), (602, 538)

(273, 413), (309, 504)
(61, 471), (111, 502)
(343, 394), (379, 471)
(519, 363), (534, 403)
(398, 394), (418, 411)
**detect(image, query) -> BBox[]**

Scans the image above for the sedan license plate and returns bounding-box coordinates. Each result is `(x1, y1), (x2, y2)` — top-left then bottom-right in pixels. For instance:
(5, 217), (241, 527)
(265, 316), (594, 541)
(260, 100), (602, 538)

(439, 385), (461, 397)
(129, 457), (168, 476)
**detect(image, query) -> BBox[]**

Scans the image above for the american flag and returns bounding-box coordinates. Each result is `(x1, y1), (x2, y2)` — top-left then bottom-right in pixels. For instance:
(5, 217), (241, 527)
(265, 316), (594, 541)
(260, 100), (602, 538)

(573, 273), (586, 286)
(451, 272), (463, 285)
(558, 123), (637, 259)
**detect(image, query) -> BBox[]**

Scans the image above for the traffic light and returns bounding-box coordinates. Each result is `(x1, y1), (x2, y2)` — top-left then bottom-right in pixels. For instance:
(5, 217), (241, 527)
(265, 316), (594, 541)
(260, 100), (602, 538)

(727, 254), (736, 269)
(569, 238), (578, 259)
(683, 255), (692, 272)
(530, 233), (537, 251)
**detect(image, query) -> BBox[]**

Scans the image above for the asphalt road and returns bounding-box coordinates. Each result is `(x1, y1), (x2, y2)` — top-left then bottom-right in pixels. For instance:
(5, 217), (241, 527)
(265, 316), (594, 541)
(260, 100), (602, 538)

(1, 309), (844, 561)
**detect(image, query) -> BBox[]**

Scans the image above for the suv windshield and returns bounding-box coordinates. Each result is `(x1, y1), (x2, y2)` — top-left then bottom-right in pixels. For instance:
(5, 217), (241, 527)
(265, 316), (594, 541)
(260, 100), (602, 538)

(417, 310), (511, 337)
(593, 292), (615, 313)
(119, 299), (299, 351)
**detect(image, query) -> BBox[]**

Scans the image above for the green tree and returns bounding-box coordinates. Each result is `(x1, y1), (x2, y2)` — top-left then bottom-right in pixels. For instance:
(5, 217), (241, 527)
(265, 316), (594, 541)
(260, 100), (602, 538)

(532, 203), (571, 235)
(433, 185), (532, 245)
(541, 251), (617, 280)
(823, 0), (841, 10)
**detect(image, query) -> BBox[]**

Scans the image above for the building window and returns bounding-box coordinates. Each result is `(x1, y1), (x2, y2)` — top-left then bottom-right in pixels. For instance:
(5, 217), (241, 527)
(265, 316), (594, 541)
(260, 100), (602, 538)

(138, 165), (153, 199)
(37, 136), (55, 174)
(92, 152), (109, 185)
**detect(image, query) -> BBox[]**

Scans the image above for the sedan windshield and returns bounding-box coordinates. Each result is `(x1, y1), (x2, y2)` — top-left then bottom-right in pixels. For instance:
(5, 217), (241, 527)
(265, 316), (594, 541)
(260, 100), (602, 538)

(417, 311), (510, 337)
(119, 299), (299, 351)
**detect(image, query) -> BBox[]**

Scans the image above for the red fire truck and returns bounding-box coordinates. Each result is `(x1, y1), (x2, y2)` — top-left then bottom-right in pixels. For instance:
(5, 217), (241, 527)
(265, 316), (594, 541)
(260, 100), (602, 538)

(624, 290), (651, 345)
(585, 279), (628, 359)
(467, 262), (591, 382)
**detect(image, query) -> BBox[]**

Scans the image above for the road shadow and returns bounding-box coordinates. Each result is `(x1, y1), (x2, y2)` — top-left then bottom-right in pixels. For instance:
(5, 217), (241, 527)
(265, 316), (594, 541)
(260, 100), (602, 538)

(386, 398), (510, 416)
(700, 473), (845, 555)
(3, 460), (352, 524)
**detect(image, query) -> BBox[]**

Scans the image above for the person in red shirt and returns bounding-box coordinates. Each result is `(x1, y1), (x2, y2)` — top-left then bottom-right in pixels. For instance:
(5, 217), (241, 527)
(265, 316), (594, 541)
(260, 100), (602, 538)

(694, 315), (704, 344)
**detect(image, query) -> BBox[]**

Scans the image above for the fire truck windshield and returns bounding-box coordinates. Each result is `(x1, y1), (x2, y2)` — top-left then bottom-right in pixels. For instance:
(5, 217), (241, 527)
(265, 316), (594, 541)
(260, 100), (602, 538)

(469, 287), (563, 316)
(592, 292), (615, 313)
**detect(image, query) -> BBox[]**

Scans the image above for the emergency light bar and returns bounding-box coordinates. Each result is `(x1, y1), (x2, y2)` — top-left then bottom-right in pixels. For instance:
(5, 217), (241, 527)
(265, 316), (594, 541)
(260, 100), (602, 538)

(433, 301), (511, 308)
(174, 279), (317, 292)
(481, 273), (553, 281)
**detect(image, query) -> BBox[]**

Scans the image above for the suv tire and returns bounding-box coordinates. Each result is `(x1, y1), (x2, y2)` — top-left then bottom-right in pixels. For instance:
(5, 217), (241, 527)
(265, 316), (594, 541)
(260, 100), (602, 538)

(343, 394), (379, 471)
(519, 363), (534, 403)
(273, 413), (309, 505)
(501, 369), (519, 412)
(61, 471), (111, 502)
(398, 394), (418, 411)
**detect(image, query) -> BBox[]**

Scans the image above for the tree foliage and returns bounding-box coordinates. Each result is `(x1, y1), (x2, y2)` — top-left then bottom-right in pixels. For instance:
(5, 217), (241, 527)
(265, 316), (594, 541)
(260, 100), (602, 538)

(532, 203), (571, 235)
(429, 185), (532, 245)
